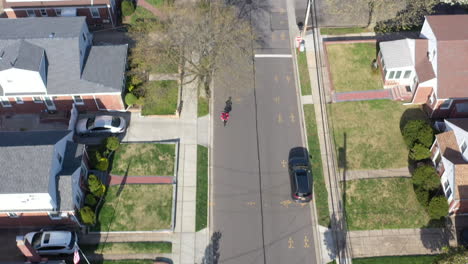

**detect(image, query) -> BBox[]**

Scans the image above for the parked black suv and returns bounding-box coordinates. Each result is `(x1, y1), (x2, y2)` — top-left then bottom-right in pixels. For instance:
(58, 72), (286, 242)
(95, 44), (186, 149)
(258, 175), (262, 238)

(288, 147), (313, 202)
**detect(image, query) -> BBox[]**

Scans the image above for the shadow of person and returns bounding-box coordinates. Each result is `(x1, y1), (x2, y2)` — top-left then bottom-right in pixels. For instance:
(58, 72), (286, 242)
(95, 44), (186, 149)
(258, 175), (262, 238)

(224, 97), (233, 113)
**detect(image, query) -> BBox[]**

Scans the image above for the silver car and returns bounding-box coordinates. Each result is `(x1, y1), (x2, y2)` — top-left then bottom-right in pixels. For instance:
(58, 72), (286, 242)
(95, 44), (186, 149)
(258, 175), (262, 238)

(76, 115), (126, 135)
(24, 230), (78, 255)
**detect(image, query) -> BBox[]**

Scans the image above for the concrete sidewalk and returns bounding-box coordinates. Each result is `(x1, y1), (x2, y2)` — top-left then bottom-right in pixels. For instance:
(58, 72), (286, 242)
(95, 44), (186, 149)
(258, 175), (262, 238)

(343, 167), (411, 181)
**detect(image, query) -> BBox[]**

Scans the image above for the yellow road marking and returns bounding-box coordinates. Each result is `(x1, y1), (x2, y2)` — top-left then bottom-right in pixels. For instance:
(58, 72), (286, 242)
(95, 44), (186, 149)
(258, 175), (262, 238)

(274, 96), (280, 104)
(285, 75), (291, 83)
(304, 236), (310, 248)
(280, 32), (286, 40)
(235, 97), (242, 103)
(300, 203), (308, 208)
(281, 199), (292, 208)
(281, 160), (287, 168)
(277, 113), (283, 124)
(288, 237), (294, 248)
(289, 113), (295, 123)
(246, 201), (256, 206)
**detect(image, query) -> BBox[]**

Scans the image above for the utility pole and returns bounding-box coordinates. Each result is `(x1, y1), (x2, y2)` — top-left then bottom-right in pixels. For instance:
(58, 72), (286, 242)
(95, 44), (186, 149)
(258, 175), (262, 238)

(302, 0), (311, 36)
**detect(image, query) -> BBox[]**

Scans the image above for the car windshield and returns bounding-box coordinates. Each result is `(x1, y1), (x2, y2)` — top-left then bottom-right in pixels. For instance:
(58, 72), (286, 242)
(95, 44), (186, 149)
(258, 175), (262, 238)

(31, 233), (43, 249)
(68, 232), (75, 249)
(86, 118), (95, 129)
(296, 170), (311, 195)
(111, 117), (121, 127)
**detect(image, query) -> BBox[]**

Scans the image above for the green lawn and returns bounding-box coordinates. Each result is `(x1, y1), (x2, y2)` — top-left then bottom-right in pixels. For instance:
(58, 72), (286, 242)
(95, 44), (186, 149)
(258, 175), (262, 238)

(304, 105), (330, 227)
(198, 96), (209, 117)
(320, 27), (371, 35)
(146, 0), (165, 7)
(297, 50), (312, 95)
(329, 100), (428, 170)
(81, 242), (171, 254)
(353, 255), (438, 264)
(196, 145), (208, 231)
(94, 184), (173, 231)
(345, 178), (431, 230)
(129, 6), (156, 25)
(111, 143), (175, 176)
(142, 80), (179, 115)
(326, 43), (383, 92)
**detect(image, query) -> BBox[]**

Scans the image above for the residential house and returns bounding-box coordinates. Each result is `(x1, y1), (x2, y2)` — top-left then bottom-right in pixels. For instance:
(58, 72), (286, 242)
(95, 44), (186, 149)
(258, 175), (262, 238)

(431, 119), (468, 215)
(0, 17), (127, 115)
(378, 15), (468, 119)
(1, 0), (118, 27)
(0, 130), (88, 227)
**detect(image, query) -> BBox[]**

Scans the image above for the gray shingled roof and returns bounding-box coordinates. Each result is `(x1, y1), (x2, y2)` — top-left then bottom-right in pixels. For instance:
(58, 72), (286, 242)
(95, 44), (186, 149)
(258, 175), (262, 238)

(0, 17), (127, 95)
(0, 130), (70, 194)
(0, 17), (85, 39)
(15, 40), (44, 71)
(379, 39), (414, 68)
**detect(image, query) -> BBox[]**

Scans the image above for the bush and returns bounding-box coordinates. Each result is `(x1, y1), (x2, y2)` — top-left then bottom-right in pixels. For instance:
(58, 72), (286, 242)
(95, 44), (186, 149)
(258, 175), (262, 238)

(428, 196), (449, 220)
(85, 194), (97, 207)
(409, 143), (432, 161)
(414, 187), (430, 207)
(89, 150), (102, 167)
(105, 136), (120, 151)
(121, 0), (135, 16)
(125, 93), (138, 106)
(88, 174), (106, 197)
(402, 120), (434, 148)
(79, 206), (96, 225)
(96, 157), (109, 172)
(412, 165), (440, 191)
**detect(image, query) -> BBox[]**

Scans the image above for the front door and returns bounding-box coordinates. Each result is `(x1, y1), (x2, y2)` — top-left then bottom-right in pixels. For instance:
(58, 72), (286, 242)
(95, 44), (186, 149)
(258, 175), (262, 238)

(43, 96), (56, 111)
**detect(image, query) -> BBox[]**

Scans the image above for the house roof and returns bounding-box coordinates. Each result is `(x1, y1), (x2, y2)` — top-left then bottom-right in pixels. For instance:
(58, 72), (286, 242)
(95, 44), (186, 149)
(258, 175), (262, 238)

(436, 40), (468, 98)
(436, 130), (465, 164)
(0, 130), (71, 194)
(455, 164), (468, 200)
(414, 39), (435, 83)
(446, 119), (468, 132)
(0, 17), (127, 96)
(57, 142), (84, 211)
(379, 39), (414, 68)
(14, 40), (45, 72)
(426, 15), (468, 41)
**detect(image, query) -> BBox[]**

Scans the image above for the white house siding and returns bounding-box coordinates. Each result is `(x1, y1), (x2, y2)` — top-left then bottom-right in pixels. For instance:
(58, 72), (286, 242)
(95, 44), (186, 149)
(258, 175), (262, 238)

(39, 53), (47, 86)
(0, 68), (46, 95)
(441, 156), (455, 202)
(0, 193), (54, 211)
(48, 132), (72, 209)
(445, 120), (468, 161)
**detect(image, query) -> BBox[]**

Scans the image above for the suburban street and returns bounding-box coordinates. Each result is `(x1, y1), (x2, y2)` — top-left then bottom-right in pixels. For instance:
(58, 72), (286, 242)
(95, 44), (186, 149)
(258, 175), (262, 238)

(211, 0), (318, 262)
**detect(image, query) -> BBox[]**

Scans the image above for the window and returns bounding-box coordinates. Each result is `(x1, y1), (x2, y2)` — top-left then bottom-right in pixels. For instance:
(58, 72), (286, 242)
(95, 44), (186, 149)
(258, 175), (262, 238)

(33, 97), (43, 103)
(445, 187), (452, 198)
(26, 9), (36, 17)
(73, 95), (84, 105)
(15, 97), (24, 104)
(7, 212), (19, 218)
(403, 70), (411, 79)
(395, 71), (402, 79)
(48, 212), (62, 220)
(444, 180), (449, 190)
(82, 33), (87, 42)
(429, 93), (436, 105)
(461, 141), (467, 154)
(388, 71), (395, 79)
(440, 99), (453, 110)
(40, 9), (47, 16)
(90, 7), (100, 18)
(1, 97), (11, 107)
(57, 153), (63, 164)
(55, 9), (62, 16)
(405, 86), (411, 92)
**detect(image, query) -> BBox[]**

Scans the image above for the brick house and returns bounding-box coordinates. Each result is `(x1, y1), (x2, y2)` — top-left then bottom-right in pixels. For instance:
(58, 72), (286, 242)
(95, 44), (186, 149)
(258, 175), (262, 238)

(1, 0), (118, 27)
(378, 15), (468, 119)
(431, 119), (468, 215)
(0, 17), (127, 115)
(0, 130), (89, 227)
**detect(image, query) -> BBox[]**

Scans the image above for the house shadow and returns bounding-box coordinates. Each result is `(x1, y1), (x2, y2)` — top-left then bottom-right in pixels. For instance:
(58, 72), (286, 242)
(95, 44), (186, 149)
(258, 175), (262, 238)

(201, 231), (222, 264)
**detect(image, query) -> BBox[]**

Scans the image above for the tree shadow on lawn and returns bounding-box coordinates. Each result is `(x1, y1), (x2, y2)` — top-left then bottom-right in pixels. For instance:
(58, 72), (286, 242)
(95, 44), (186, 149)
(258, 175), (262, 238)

(201, 231), (222, 264)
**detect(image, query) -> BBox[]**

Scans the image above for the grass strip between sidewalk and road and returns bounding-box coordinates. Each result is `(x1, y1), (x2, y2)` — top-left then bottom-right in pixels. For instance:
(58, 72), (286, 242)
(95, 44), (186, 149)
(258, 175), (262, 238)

(198, 96), (209, 117)
(196, 145), (209, 231)
(304, 105), (330, 227)
(297, 50), (312, 95)
(353, 255), (438, 264)
(81, 242), (172, 255)
(102, 261), (154, 264)
(320, 27), (372, 35)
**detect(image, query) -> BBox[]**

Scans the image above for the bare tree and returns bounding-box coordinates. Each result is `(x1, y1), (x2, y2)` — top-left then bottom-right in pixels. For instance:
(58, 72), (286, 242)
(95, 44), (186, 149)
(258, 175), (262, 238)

(129, 0), (254, 97)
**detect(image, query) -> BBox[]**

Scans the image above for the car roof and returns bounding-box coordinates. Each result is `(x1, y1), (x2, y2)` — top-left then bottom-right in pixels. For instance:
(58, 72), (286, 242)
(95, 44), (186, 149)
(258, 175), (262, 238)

(41, 231), (71, 247)
(294, 170), (311, 194)
(93, 116), (114, 128)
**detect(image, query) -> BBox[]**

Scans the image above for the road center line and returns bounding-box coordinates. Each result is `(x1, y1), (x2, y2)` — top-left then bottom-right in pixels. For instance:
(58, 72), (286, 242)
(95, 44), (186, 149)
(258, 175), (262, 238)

(254, 54), (292, 58)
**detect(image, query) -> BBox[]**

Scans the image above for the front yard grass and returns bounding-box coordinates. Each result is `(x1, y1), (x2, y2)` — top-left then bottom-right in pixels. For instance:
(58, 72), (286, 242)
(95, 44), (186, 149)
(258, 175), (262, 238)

(129, 7), (156, 26)
(94, 184), (173, 231)
(345, 178), (431, 230)
(141, 80), (179, 115)
(196, 145), (208, 231)
(304, 105), (330, 227)
(111, 143), (175, 176)
(320, 27), (371, 35)
(353, 255), (437, 264)
(198, 96), (209, 117)
(297, 50), (312, 95)
(81, 242), (171, 254)
(329, 100), (428, 170)
(326, 43), (383, 93)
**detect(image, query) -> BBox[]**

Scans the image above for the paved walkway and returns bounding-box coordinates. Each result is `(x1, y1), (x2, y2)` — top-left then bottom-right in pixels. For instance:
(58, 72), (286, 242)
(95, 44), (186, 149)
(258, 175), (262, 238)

(349, 228), (449, 258)
(149, 73), (180, 81)
(81, 232), (174, 244)
(88, 253), (172, 260)
(342, 167), (411, 181)
(108, 174), (174, 185)
(334, 89), (392, 102)
(136, 0), (166, 18)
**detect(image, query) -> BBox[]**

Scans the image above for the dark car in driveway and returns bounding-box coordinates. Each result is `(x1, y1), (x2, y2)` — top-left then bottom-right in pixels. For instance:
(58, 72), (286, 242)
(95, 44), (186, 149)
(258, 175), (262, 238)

(288, 147), (312, 202)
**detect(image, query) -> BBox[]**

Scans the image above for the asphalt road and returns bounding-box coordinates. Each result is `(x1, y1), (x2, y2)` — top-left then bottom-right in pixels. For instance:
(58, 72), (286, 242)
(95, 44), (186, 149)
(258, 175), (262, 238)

(211, 0), (318, 262)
